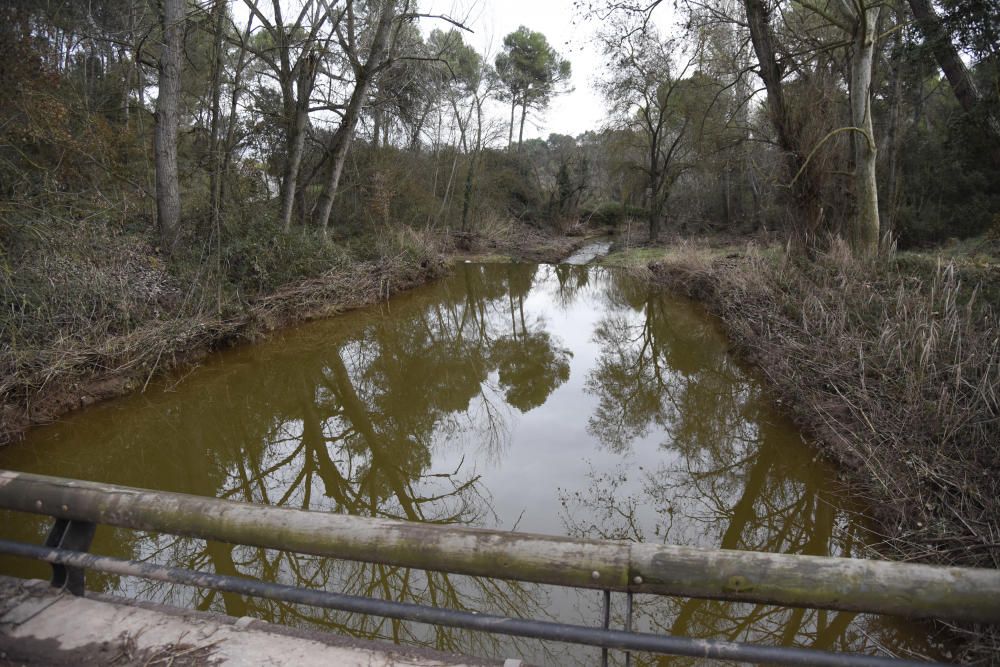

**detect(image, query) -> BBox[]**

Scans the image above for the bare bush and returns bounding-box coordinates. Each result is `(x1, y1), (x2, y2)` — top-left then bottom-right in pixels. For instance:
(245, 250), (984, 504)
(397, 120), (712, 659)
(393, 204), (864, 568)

(649, 241), (1000, 659)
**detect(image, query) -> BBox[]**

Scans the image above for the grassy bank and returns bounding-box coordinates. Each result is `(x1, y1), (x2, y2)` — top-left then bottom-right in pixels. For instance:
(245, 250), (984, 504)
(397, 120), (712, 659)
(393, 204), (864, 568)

(0, 204), (587, 445)
(614, 237), (999, 659)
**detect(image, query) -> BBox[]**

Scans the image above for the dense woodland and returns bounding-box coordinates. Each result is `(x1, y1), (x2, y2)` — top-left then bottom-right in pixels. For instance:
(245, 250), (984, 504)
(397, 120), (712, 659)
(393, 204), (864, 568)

(2, 0), (997, 259)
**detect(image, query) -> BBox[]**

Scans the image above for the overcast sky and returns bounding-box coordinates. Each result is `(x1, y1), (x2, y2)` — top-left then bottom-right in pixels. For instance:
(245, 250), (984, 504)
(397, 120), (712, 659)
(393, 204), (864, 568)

(234, 1), (677, 143)
(419, 0), (678, 141)
(441, 0), (607, 139)
(422, 0), (612, 140)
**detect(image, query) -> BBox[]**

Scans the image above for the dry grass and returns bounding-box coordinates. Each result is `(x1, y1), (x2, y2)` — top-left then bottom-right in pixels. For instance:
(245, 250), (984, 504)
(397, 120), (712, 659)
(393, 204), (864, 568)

(0, 218), (447, 444)
(648, 239), (1000, 660)
(447, 213), (591, 264)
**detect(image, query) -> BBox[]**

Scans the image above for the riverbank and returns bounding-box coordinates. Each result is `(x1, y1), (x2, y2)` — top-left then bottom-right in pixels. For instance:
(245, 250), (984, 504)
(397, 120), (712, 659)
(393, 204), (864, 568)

(603, 236), (1000, 660)
(0, 219), (591, 445)
(5, 221), (997, 656)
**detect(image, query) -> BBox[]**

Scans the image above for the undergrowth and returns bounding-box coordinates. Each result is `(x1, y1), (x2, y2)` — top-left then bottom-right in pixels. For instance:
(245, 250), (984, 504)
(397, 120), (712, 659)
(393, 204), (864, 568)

(649, 239), (1000, 660)
(0, 197), (448, 441)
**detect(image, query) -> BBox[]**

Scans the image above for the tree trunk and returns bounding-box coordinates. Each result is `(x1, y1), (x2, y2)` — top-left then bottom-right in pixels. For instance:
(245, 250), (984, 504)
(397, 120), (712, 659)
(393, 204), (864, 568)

(884, 26), (904, 235)
(154, 0), (183, 255)
(460, 157), (476, 232)
(460, 97), (484, 232)
(743, 0), (824, 243)
(648, 168), (661, 242)
(280, 53), (317, 233)
(207, 0), (226, 239)
(907, 0), (1000, 141)
(848, 6), (881, 255)
(220, 13), (254, 216)
(722, 166), (732, 227)
(314, 86), (367, 235)
(372, 105), (382, 149)
(508, 98), (516, 150)
(517, 102), (527, 152)
(437, 144), (460, 224)
(314, 4), (396, 236)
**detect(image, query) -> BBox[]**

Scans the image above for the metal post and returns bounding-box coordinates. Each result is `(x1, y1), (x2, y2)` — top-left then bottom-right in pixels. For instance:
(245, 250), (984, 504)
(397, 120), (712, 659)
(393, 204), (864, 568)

(44, 518), (96, 596)
(602, 588), (611, 667)
(625, 591), (633, 667)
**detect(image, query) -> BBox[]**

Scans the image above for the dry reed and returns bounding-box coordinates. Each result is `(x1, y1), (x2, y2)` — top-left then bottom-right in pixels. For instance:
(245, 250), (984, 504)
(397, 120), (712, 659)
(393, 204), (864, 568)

(650, 240), (1000, 660)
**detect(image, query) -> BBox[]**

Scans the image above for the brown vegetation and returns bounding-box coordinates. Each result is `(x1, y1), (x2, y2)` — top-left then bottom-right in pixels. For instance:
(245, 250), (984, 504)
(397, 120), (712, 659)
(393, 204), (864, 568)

(643, 238), (1000, 659)
(0, 211), (595, 446)
(0, 223), (441, 445)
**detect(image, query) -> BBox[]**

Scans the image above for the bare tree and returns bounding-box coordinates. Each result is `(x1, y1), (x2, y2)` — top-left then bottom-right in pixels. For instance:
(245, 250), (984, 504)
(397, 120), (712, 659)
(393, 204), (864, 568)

(242, 0), (334, 233)
(313, 0), (406, 236)
(208, 0), (228, 238)
(600, 24), (700, 240)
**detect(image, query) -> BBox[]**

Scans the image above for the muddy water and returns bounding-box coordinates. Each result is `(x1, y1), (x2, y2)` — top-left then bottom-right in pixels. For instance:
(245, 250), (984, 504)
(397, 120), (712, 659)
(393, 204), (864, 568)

(0, 264), (944, 664)
(561, 239), (613, 265)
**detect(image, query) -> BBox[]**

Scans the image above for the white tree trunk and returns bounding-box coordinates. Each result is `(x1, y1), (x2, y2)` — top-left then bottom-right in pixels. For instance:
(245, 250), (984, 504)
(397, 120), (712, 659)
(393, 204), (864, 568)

(849, 3), (881, 255)
(280, 54), (317, 233)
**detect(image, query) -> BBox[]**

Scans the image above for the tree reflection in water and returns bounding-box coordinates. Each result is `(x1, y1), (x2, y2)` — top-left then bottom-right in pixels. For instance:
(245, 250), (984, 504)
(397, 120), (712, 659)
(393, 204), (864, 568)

(0, 264), (942, 664)
(565, 270), (947, 663)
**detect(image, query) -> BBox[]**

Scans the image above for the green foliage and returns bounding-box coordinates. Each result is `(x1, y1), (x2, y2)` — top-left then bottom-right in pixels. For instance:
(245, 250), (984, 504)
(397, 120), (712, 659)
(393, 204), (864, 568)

(476, 150), (544, 220)
(211, 218), (337, 295)
(495, 26), (572, 109)
(939, 0), (1000, 58)
(892, 81), (1000, 246)
(428, 29), (483, 94)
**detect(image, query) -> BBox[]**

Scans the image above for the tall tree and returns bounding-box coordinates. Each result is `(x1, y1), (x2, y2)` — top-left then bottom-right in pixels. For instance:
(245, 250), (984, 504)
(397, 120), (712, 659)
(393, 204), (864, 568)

(426, 28), (494, 228)
(742, 0), (825, 244)
(600, 25), (701, 241)
(154, 0), (184, 254)
(495, 27), (571, 151)
(207, 0), (228, 238)
(314, 0), (405, 236)
(242, 0), (332, 233)
(837, 0), (882, 254)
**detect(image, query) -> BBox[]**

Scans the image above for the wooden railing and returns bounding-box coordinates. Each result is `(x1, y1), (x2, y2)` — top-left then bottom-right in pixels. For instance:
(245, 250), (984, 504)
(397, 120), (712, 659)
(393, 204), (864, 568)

(1, 469), (997, 666)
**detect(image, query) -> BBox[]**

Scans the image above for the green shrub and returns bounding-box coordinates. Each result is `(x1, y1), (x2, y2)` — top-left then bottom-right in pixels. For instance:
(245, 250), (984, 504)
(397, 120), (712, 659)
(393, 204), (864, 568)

(213, 218), (339, 295)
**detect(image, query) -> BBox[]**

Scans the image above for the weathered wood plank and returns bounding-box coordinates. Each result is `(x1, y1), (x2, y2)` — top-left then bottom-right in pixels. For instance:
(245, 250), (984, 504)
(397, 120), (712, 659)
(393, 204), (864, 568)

(630, 543), (1000, 622)
(0, 471), (631, 591)
(1, 470), (998, 624)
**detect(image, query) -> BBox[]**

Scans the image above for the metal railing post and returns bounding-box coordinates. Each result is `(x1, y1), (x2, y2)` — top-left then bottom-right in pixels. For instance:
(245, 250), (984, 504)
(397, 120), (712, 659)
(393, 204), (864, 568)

(602, 589), (611, 667)
(44, 518), (96, 595)
(625, 591), (633, 667)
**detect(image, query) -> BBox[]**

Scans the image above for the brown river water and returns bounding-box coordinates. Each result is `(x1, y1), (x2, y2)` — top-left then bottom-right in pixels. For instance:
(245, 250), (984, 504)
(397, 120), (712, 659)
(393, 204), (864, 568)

(0, 262), (948, 664)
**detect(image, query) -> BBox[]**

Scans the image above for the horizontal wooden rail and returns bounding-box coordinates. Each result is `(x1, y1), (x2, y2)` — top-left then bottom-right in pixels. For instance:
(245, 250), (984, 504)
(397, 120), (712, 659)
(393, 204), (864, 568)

(1, 470), (998, 624)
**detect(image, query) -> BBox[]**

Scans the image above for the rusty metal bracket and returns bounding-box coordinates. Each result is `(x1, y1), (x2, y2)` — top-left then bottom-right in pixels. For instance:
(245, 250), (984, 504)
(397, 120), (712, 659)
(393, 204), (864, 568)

(44, 518), (96, 595)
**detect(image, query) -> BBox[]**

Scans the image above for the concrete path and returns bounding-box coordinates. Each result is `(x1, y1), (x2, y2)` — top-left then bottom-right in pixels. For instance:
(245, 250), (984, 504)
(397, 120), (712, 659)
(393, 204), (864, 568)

(0, 577), (516, 666)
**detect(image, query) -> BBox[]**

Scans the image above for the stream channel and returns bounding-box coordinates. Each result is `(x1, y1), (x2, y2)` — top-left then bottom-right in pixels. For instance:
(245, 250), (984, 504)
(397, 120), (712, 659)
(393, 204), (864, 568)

(0, 255), (946, 664)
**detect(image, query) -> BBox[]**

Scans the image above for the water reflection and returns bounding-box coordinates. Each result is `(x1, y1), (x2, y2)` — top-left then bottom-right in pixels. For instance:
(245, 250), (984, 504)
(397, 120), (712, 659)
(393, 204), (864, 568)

(0, 264), (942, 663)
